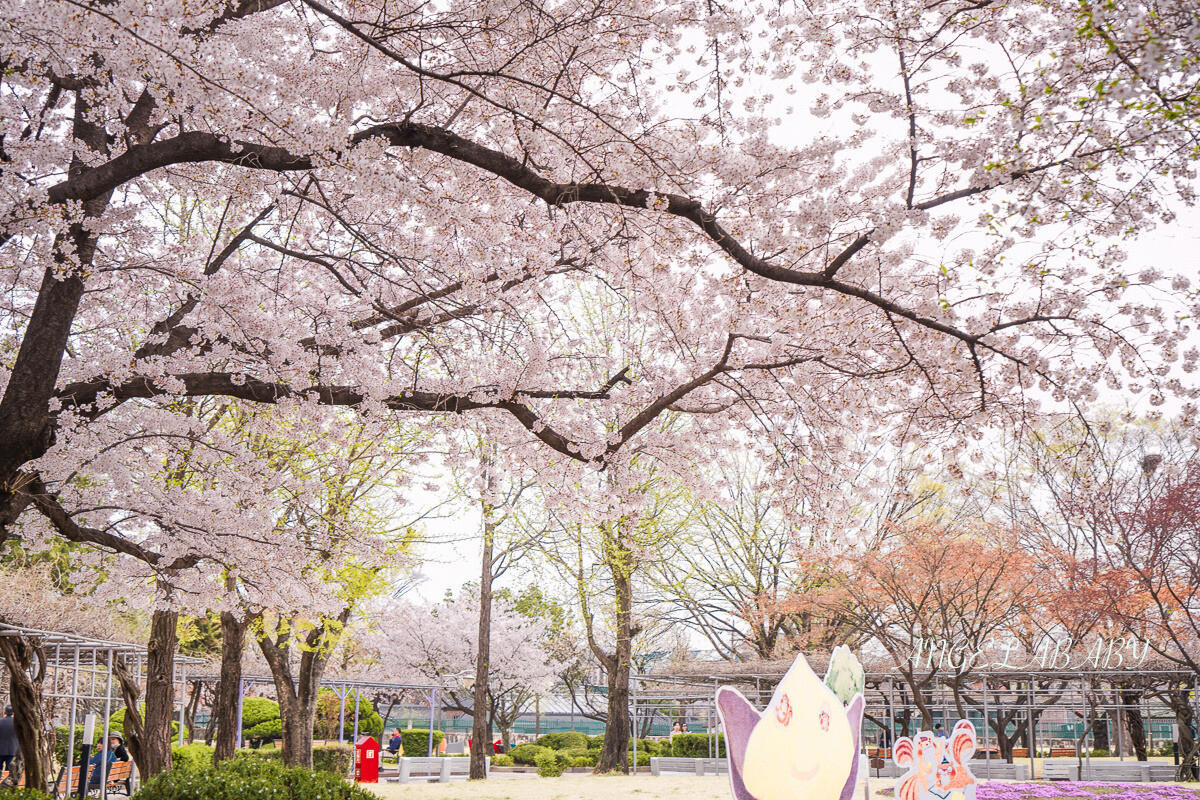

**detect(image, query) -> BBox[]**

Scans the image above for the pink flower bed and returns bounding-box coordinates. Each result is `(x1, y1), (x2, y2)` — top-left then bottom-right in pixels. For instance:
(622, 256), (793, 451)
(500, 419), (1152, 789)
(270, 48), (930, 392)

(977, 783), (1200, 800)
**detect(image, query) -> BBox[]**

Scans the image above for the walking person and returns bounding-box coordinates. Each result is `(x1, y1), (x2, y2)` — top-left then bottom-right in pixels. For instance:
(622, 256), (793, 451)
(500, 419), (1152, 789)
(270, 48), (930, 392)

(0, 707), (17, 777)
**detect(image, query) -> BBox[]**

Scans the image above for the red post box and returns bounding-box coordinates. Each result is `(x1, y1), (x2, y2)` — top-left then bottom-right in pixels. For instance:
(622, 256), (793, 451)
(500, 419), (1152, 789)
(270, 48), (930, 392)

(354, 736), (380, 783)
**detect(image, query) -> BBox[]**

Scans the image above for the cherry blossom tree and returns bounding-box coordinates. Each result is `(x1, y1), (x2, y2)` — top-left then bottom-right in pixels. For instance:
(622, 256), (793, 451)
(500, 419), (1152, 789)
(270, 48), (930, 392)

(369, 595), (559, 750)
(2, 0), (1199, 776)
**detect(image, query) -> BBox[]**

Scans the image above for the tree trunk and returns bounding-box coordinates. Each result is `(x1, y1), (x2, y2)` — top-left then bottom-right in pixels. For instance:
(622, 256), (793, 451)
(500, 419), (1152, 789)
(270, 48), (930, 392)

(112, 658), (149, 778)
(594, 528), (635, 774)
(214, 610), (247, 764)
(184, 680), (203, 744)
(142, 608), (179, 777)
(470, 470), (497, 781)
(1119, 688), (1148, 761)
(257, 611), (348, 769)
(0, 636), (49, 793)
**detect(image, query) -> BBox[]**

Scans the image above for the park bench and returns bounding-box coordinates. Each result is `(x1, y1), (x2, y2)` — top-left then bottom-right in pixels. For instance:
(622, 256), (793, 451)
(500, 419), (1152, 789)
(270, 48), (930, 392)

(1042, 760), (1177, 782)
(1049, 748), (1078, 758)
(648, 757), (729, 777)
(389, 756), (487, 783)
(965, 760), (1029, 780)
(51, 760), (135, 798)
(104, 760), (134, 795)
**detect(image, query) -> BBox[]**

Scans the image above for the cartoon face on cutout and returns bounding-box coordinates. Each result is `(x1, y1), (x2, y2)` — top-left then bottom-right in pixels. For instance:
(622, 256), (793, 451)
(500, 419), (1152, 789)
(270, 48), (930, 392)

(894, 720), (977, 800)
(737, 657), (855, 800)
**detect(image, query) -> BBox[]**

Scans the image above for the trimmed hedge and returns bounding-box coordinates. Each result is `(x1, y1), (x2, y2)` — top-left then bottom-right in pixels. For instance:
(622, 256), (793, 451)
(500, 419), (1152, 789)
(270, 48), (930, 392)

(398, 729), (443, 758)
(587, 735), (605, 748)
(134, 755), (375, 800)
(241, 698), (281, 731)
(312, 745), (353, 776)
(246, 718), (283, 742)
(671, 733), (725, 758)
(171, 743), (215, 772)
(491, 754), (513, 767)
(235, 749), (283, 764)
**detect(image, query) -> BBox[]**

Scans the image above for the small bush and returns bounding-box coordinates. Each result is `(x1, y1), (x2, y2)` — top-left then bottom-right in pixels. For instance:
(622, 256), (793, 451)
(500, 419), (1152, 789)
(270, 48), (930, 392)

(0, 790), (54, 800)
(398, 729), (444, 758)
(134, 756), (375, 800)
(636, 750), (650, 767)
(245, 718), (283, 742)
(240, 698), (281, 731)
(534, 731), (590, 751)
(508, 744), (548, 766)
(627, 738), (659, 755)
(53, 725), (99, 766)
(1088, 748), (1110, 757)
(171, 743), (214, 773)
(491, 754), (513, 767)
(312, 744), (353, 776)
(570, 754), (597, 767)
(535, 750), (568, 777)
(587, 735), (605, 748)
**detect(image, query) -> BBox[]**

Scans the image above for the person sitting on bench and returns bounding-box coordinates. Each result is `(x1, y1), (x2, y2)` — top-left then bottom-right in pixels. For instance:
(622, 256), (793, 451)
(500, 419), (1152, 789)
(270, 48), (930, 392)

(386, 730), (403, 758)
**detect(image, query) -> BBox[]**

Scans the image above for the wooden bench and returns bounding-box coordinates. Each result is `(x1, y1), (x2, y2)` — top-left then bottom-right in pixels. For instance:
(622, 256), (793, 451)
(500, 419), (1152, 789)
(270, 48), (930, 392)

(649, 757), (729, 777)
(1050, 748), (1078, 758)
(389, 756), (487, 783)
(52, 760), (134, 798)
(105, 760), (134, 795)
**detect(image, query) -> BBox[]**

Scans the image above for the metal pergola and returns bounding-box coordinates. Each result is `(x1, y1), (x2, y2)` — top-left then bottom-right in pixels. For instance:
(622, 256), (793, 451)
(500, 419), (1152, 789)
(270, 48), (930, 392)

(192, 675), (446, 757)
(0, 623), (204, 798)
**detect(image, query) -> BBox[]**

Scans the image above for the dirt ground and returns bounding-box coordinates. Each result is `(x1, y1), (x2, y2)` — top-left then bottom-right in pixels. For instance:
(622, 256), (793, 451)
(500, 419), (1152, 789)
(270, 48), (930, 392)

(365, 773), (900, 800)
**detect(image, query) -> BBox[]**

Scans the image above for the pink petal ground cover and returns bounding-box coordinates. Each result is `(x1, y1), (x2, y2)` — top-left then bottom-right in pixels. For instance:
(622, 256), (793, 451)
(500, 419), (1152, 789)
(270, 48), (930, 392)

(976, 783), (1200, 800)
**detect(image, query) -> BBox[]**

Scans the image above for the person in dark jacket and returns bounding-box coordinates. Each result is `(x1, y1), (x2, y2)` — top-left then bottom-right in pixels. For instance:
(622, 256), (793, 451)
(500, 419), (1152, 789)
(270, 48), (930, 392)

(0, 707), (17, 774)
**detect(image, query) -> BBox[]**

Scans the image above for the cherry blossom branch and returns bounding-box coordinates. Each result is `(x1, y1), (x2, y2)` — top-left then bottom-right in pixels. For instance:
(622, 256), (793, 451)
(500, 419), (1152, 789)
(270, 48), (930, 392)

(20, 475), (202, 571)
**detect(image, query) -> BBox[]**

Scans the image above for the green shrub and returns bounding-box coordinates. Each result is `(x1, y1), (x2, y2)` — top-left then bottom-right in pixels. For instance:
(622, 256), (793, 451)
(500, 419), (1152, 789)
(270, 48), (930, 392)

(628, 738), (659, 755)
(312, 745), (353, 776)
(491, 754), (513, 767)
(636, 750), (650, 767)
(398, 729), (444, 758)
(570, 754), (597, 767)
(534, 731), (590, 751)
(1088, 748), (1110, 757)
(134, 756), (376, 800)
(53, 725), (99, 766)
(0, 789), (55, 800)
(587, 735), (605, 748)
(671, 733), (724, 758)
(508, 744), (548, 766)
(246, 719), (283, 742)
(535, 750), (568, 777)
(240, 698), (281, 731)
(170, 743), (214, 773)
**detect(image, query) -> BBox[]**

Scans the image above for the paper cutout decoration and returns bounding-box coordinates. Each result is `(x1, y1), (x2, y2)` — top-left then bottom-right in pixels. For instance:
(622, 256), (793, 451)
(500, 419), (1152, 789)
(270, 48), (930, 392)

(894, 720), (978, 800)
(716, 651), (865, 800)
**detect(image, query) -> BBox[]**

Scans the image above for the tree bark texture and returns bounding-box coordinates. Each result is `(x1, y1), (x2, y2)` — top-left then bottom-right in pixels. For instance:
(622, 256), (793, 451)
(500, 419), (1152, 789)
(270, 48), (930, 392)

(1119, 688), (1148, 761)
(0, 636), (50, 793)
(142, 608), (179, 777)
(470, 467), (497, 781)
(593, 521), (636, 774)
(112, 657), (149, 778)
(214, 610), (247, 764)
(257, 610), (348, 768)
